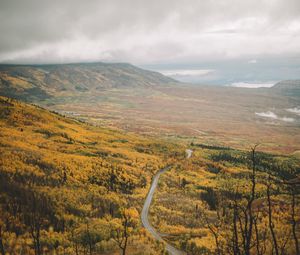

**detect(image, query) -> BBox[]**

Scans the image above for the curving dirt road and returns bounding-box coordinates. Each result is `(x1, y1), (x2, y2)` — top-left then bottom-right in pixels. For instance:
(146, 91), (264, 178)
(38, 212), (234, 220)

(141, 150), (192, 255)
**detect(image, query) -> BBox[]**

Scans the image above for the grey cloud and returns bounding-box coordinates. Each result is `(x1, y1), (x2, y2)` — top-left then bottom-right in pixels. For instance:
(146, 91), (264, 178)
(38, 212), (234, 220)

(0, 0), (300, 64)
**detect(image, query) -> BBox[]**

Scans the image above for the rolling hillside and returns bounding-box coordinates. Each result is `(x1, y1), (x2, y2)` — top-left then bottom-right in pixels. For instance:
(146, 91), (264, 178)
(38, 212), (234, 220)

(0, 62), (176, 101)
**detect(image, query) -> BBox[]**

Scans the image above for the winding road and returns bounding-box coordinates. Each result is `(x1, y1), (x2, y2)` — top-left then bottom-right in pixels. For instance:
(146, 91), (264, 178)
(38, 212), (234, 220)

(141, 149), (193, 255)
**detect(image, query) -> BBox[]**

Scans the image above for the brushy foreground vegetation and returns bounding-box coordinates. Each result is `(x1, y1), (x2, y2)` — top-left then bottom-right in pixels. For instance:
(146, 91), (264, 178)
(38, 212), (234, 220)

(0, 96), (299, 255)
(151, 144), (300, 254)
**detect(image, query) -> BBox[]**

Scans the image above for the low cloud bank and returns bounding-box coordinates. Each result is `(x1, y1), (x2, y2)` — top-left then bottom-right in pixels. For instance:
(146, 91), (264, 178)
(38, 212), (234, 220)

(255, 111), (295, 122)
(231, 82), (275, 88)
(158, 69), (216, 83)
(160, 69), (214, 76)
(255, 111), (278, 119)
(286, 107), (300, 116)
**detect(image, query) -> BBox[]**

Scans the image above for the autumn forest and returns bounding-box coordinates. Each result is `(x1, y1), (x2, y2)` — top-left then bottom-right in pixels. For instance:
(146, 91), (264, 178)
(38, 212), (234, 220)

(0, 90), (299, 255)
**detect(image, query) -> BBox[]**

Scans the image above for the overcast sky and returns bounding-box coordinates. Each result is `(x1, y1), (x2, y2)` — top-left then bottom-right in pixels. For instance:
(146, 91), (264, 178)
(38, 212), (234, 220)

(0, 0), (300, 84)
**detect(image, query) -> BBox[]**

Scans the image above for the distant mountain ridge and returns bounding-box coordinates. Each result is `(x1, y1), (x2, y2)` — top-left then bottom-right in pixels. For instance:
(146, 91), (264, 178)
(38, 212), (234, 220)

(271, 79), (300, 97)
(0, 62), (177, 101)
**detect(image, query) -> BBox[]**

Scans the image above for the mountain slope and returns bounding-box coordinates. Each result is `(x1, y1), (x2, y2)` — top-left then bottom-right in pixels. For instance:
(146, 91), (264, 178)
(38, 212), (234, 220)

(0, 62), (177, 101)
(271, 79), (300, 97)
(0, 96), (182, 254)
